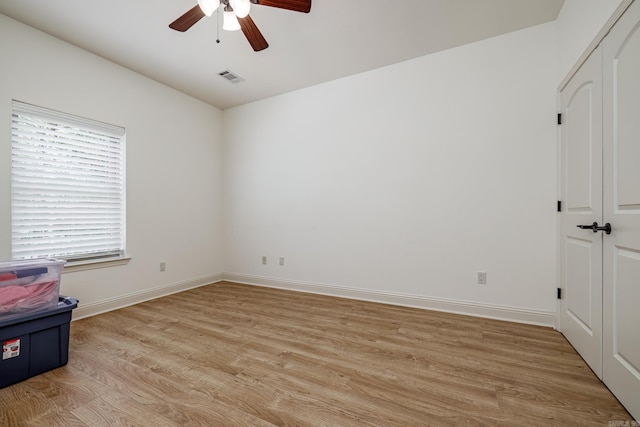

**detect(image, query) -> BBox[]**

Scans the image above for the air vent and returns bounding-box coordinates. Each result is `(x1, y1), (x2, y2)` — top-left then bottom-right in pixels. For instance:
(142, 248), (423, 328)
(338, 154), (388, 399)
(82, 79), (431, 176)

(218, 70), (245, 84)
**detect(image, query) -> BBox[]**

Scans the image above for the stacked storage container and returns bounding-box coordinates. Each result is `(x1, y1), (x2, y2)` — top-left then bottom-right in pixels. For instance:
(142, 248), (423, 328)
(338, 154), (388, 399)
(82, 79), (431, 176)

(0, 258), (66, 321)
(0, 258), (78, 388)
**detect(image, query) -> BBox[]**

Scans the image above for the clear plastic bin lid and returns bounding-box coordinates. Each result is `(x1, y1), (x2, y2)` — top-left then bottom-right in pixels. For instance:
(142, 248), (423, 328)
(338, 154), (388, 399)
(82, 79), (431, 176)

(0, 258), (66, 274)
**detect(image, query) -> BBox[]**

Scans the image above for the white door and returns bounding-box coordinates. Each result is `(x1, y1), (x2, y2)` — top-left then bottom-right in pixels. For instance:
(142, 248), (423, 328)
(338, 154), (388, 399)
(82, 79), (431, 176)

(602, 0), (640, 419)
(559, 47), (604, 378)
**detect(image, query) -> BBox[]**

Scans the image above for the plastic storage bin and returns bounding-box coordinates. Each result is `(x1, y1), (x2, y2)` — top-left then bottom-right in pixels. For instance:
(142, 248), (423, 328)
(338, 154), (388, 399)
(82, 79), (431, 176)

(1, 296), (78, 388)
(0, 258), (66, 321)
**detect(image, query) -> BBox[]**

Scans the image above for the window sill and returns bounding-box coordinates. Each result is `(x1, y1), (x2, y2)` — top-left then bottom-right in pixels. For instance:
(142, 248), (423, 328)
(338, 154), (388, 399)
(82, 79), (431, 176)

(63, 256), (131, 273)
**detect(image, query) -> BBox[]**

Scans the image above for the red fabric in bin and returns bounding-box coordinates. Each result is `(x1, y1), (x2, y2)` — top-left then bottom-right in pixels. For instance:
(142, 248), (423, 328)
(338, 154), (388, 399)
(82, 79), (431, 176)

(0, 273), (18, 281)
(0, 280), (58, 313)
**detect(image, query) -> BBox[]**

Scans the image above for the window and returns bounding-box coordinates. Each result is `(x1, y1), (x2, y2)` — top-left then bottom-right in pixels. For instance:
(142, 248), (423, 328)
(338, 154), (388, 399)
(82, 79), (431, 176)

(11, 100), (126, 263)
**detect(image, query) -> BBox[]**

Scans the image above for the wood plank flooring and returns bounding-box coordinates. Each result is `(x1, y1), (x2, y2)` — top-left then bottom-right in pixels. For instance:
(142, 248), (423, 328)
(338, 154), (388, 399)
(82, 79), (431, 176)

(0, 281), (634, 426)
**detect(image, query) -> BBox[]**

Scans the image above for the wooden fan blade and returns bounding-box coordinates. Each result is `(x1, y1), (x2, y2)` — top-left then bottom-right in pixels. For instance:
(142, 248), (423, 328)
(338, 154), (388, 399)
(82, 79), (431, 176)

(255, 0), (311, 13)
(239, 15), (269, 52)
(169, 5), (206, 32)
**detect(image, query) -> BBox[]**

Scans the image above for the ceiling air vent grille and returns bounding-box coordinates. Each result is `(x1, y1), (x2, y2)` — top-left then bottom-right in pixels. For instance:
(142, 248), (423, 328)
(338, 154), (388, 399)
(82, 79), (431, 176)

(218, 70), (245, 84)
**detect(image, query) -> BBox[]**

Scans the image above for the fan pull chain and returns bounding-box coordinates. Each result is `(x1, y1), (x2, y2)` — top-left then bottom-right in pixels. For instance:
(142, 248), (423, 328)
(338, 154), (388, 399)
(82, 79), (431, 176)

(216, 7), (221, 44)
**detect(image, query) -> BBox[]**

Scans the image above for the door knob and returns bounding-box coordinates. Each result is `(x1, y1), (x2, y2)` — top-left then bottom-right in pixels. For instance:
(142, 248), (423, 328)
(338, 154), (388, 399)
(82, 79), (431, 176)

(577, 222), (612, 234)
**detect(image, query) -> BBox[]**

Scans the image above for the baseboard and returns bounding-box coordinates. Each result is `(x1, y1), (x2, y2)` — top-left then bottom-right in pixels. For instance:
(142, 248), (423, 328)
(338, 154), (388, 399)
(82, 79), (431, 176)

(72, 273), (223, 320)
(222, 272), (556, 328)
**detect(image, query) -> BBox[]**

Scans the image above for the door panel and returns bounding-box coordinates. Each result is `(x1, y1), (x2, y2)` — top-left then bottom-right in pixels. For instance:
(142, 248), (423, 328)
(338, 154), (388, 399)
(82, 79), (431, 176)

(559, 47), (603, 379)
(566, 84), (596, 211)
(614, 12), (640, 208)
(603, 0), (640, 419)
(565, 237), (594, 332)
(613, 248), (640, 371)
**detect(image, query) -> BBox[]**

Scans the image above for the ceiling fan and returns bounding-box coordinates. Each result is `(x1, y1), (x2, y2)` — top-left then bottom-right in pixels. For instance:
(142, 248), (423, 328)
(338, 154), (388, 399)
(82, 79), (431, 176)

(169, 0), (311, 52)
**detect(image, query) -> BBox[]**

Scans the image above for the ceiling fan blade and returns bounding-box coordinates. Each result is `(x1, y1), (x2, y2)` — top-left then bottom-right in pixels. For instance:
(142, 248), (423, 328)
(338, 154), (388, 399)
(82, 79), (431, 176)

(169, 5), (206, 32)
(254, 0), (311, 13)
(239, 15), (269, 52)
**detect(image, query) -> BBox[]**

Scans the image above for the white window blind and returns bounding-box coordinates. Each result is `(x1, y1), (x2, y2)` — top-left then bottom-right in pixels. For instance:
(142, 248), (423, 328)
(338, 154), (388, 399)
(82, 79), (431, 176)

(11, 100), (126, 262)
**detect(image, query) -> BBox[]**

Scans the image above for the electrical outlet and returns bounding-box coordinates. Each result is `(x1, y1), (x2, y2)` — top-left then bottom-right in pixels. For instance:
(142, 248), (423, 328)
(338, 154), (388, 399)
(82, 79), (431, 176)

(262, 256), (267, 265)
(477, 271), (486, 284)
(279, 257), (284, 266)
(160, 262), (166, 272)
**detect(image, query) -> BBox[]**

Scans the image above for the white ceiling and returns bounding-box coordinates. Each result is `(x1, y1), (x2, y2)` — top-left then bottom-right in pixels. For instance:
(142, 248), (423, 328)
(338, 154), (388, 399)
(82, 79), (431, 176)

(0, 0), (564, 110)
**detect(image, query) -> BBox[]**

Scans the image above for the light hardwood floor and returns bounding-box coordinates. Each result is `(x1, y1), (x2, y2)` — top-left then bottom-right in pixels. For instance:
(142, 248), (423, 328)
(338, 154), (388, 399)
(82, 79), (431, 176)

(0, 281), (634, 426)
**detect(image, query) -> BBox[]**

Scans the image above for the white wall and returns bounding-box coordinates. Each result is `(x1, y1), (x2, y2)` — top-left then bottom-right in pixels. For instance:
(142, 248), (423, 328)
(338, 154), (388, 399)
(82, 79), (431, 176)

(0, 15), (224, 317)
(556, 0), (625, 84)
(223, 22), (558, 324)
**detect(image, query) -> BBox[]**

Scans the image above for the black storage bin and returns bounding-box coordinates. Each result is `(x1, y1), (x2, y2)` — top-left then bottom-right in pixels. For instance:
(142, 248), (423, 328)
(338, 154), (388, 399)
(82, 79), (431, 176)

(1, 296), (78, 388)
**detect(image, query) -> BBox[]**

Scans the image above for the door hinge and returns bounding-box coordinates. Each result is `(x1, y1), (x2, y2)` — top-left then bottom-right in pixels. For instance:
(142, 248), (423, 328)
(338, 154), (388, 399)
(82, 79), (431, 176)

(557, 113), (562, 125)
(557, 288), (562, 299)
(557, 200), (562, 212)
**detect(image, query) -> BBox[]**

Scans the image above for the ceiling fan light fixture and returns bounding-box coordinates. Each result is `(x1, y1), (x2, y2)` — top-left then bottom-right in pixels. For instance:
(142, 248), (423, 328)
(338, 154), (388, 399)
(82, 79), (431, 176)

(197, 0), (220, 17)
(223, 6), (241, 31)
(231, 0), (251, 18)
